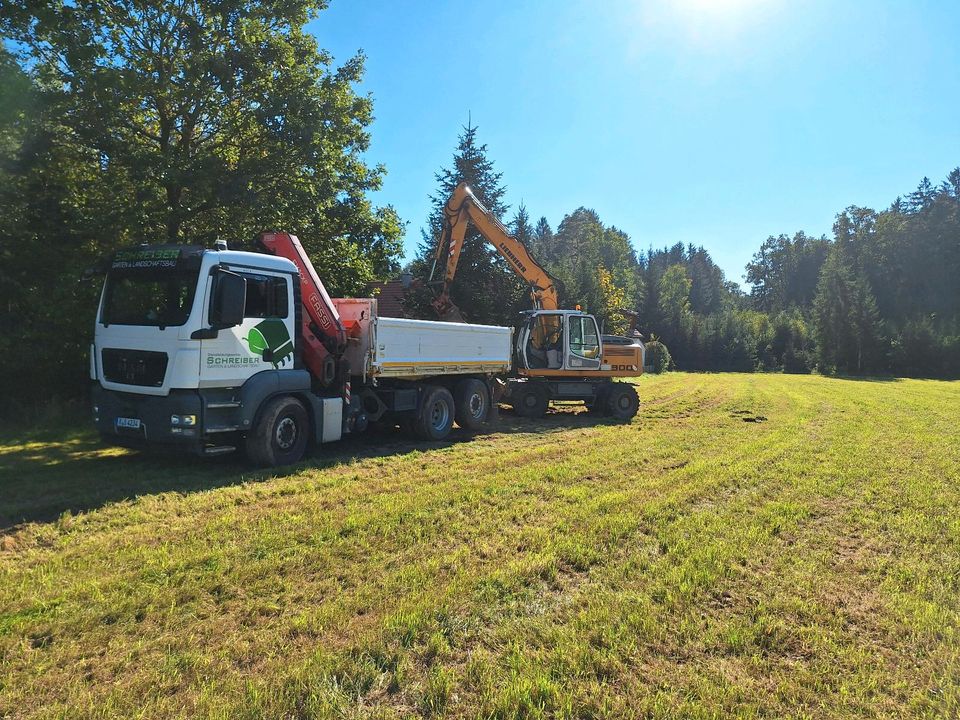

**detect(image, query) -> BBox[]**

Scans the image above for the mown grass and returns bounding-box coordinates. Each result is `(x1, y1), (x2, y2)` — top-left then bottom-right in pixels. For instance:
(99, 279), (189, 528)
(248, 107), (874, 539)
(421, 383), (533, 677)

(1, 373), (958, 719)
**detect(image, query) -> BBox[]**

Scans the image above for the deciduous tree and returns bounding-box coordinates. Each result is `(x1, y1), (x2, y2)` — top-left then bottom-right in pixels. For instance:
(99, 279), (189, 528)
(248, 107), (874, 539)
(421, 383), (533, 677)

(0, 0), (403, 405)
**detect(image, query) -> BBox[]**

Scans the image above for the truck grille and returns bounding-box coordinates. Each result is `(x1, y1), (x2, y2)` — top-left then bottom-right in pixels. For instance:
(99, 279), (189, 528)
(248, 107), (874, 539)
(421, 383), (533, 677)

(101, 349), (168, 387)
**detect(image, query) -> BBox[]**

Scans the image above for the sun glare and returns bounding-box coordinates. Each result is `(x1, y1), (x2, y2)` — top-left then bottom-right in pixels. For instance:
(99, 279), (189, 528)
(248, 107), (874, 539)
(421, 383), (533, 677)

(674, 0), (765, 15)
(627, 0), (776, 51)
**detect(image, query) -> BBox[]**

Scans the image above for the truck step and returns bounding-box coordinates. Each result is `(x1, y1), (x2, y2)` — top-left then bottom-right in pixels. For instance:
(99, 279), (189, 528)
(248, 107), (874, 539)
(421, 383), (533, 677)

(203, 445), (236, 456)
(206, 401), (241, 409)
(206, 425), (240, 434)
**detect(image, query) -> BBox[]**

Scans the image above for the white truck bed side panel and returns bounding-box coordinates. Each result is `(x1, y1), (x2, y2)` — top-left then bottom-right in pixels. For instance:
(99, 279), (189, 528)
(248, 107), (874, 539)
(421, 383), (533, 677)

(373, 317), (512, 378)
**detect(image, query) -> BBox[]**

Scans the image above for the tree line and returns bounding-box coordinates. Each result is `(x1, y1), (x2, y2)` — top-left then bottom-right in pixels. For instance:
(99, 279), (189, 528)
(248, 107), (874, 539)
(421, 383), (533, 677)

(1, 1), (956, 409)
(409, 124), (959, 379)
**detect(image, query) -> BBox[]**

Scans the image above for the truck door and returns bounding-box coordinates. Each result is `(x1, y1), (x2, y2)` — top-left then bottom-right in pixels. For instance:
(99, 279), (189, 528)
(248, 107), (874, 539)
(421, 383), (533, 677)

(199, 270), (296, 386)
(565, 315), (602, 371)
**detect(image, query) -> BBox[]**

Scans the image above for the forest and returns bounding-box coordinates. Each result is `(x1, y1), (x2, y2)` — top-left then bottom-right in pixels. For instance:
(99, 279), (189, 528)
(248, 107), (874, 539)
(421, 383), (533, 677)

(406, 124), (959, 379)
(1, 0), (957, 410)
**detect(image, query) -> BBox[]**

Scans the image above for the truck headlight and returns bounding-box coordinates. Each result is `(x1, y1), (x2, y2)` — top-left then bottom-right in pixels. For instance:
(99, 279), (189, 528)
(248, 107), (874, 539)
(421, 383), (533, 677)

(170, 414), (197, 427)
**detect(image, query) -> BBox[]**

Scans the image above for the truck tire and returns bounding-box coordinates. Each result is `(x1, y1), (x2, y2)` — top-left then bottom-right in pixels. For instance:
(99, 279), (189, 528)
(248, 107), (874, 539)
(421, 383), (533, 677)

(454, 379), (490, 430)
(511, 383), (549, 418)
(414, 385), (455, 440)
(245, 396), (310, 467)
(605, 384), (639, 422)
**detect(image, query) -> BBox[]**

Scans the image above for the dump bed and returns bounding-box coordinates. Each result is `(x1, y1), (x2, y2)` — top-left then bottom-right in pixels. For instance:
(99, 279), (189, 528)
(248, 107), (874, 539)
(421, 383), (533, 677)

(373, 317), (512, 378)
(333, 299), (512, 380)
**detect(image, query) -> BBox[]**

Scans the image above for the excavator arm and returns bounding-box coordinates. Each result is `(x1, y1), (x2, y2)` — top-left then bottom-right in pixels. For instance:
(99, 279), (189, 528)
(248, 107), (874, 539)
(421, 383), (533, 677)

(430, 182), (558, 320)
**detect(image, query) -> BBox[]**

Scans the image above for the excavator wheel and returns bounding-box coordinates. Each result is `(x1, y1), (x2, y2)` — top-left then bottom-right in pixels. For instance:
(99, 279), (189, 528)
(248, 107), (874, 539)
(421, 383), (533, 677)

(511, 383), (549, 419)
(454, 379), (490, 430)
(605, 383), (639, 422)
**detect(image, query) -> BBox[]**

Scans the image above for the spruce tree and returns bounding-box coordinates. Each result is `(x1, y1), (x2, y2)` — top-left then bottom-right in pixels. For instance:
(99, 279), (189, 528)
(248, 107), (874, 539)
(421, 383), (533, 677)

(512, 203), (532, 243)
(412, 122), (524, 324)
(812, 250), (883, 373)
(943, 168), (960, 202)
(531, 217), (555, 262)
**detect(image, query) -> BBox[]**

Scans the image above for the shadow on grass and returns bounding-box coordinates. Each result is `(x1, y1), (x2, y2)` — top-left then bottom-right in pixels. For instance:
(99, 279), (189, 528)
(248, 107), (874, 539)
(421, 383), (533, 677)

(0, 406), (609, 532)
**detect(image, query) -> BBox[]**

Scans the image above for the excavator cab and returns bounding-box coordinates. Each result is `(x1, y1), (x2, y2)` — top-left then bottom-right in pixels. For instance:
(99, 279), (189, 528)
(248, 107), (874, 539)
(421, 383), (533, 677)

(516, 310), (603, 374)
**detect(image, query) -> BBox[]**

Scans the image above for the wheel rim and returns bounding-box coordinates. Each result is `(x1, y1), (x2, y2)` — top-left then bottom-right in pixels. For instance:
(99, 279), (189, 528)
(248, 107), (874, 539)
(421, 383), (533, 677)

(523, 393), (538, 409)
(468, 392), (486, 420)
(430, 400), (450, 431)
(617, 395), (631, 410)
(275, 416), (298, 450)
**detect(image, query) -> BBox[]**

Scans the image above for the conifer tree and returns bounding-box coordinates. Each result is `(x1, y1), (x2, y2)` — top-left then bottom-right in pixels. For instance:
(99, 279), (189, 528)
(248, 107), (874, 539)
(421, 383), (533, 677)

(411, 122), (524, 324)
(812, 250), (883, 373)
(531, 217), (555, 262)
(512, 203), (532, 243)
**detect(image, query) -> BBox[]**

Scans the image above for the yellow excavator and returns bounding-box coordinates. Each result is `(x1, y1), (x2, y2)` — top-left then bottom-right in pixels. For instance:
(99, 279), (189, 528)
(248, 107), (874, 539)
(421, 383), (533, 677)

(429, 182), (644, 420)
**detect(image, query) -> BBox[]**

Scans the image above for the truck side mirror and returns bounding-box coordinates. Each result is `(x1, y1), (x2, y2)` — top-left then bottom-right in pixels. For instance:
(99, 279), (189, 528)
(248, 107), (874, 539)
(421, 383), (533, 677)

(210, 269), (246, 328)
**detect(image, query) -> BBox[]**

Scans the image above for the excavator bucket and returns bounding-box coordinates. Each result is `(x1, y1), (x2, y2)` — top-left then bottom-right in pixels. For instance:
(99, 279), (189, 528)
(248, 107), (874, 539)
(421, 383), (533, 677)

(431, 292), (467, 323)
(438, 306), (467, 323)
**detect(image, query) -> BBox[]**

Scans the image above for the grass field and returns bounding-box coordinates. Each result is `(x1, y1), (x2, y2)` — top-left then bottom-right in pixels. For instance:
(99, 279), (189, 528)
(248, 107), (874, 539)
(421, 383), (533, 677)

(1, 373), (959, 719)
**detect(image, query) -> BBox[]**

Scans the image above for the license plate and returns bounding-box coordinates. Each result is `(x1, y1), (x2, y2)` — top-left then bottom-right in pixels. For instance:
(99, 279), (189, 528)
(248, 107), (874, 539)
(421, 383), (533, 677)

(116, 417), (142, 430)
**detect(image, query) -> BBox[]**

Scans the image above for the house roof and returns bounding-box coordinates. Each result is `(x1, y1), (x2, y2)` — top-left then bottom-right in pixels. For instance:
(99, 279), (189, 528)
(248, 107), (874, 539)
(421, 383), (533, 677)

(363, 278), (413, 318)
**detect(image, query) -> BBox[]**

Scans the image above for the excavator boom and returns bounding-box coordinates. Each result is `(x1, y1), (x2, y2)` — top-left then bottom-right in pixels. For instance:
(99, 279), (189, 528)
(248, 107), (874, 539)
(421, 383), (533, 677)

(431, 182), (558, 320)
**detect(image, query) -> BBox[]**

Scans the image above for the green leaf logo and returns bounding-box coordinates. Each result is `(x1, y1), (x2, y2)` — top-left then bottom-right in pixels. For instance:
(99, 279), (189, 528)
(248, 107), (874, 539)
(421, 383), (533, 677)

(244, 328), (268, 356)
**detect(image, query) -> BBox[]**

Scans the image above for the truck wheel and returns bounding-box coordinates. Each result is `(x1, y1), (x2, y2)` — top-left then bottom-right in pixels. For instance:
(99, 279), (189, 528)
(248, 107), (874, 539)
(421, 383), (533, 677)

(605, 384), (639, 421)
(246, 396), (310, 467)
(454, 379), (490, 430)
(511, 383), (549, 418)
(414, 386), (455, 440)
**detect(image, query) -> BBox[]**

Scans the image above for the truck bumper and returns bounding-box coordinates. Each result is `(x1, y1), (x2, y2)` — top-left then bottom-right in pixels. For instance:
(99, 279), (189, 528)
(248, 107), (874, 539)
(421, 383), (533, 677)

(92, 385), (206, 454)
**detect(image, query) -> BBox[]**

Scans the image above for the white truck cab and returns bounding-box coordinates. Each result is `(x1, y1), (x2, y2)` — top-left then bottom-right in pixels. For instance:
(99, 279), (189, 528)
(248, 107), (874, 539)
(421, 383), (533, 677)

(91, 245), (310, 456)
(94, 246), (299, 394)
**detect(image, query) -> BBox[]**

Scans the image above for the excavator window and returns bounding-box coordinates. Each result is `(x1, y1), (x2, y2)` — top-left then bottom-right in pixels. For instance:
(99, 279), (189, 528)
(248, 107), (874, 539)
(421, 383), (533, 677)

(569, 316), (600, 361)
(525, 314), (563, 369)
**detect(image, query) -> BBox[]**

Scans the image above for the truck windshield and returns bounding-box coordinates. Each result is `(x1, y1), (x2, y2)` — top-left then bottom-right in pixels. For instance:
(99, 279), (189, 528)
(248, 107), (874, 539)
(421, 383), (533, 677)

(101, 270), (199, 328)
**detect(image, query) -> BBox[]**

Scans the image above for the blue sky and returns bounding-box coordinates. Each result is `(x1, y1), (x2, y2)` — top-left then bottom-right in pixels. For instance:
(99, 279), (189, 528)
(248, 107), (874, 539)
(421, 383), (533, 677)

(310, 0), (960, 284)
